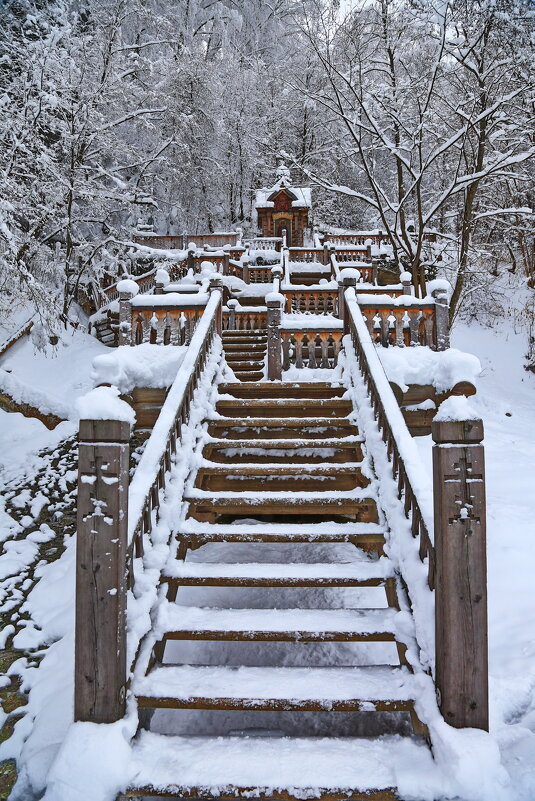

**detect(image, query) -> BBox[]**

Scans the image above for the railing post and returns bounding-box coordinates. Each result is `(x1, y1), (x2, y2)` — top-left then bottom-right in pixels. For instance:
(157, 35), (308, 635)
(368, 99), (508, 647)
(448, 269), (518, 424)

(242, 255), (250, 284)
(223, 253), (230, 276)
(209, 278), (223, 335)
(117, 278), (139, 346)
(75, 417), (131, 723)
(338, 270), (357, 333)
(228, 299), (237, 330)
(371, 258), (379, 286)
(267, 295), (282, 381)
(432, 417), (488, 731)
(401, 271), (412, 295)
(432, 289), (450, 351)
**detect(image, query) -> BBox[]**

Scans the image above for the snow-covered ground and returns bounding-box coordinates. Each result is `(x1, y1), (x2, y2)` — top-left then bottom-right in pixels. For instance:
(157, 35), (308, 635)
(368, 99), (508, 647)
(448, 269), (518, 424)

(0, 305), (534, 799)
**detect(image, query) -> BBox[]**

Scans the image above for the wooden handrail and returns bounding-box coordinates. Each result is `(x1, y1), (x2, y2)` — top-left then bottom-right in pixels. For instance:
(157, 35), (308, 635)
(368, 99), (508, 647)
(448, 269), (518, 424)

(344, 287), (435, 589)
(128, 290), (222, 550)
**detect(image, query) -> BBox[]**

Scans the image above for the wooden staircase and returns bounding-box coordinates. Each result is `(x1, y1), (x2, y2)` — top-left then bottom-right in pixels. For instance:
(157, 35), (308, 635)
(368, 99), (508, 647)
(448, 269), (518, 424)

(222, 329), (267, 381)
(124, 380), (432, 800)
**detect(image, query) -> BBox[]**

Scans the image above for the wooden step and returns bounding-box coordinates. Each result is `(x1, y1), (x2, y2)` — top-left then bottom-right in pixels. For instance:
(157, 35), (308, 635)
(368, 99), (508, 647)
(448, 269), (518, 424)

(134, 664), (416, 712)
(222, 336), (267, 344)
(121, 731), (429, 799)
(203, 438), (363, 464)
(207, 418), (355, 440)
(219, 382), (346, 399)
(156, 603), (401, 642)
(222, 329), (267, 336)
(215, 398), (352, 418)
(224, 343), (267, 353)
(224, 360), (265, 371)
(185, 491), (378, 521)
(162, 558), (391, 587)
(175, 521), (385, 550)
(194, 464), (369, 492)
(234, 372), (265, 382)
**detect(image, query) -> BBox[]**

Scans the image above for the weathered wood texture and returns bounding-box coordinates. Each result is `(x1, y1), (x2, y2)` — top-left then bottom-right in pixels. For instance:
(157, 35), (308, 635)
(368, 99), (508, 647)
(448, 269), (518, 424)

(267, 299), (282, 380)
(75, 419), (131, 723)
(432, 418), (488, 730)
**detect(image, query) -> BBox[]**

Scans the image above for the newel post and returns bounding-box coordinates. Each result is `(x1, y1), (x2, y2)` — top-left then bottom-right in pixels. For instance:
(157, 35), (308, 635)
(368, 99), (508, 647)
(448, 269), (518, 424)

(210, 277), (223, 334)
(267, 295), (282, 381)
(228, 299), (237, 330)
(432, 418), (488, 730)
(433, 289), (450, 351)
(75, 417), (131, 723)
(338, 271), (357, 334)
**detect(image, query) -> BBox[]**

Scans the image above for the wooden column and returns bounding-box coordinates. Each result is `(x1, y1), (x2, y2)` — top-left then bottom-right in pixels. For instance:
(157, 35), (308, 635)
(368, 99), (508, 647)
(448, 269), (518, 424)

(223, 253), (230, 276)
(118, 292), (131, 346)
(432, 418), (488, 730)
(210, 279), (223, 335)
(338, 274), (357, 334)
(75, 419), (130, 723)
(433, 289), (450, 351)
(267, 297), (282, 380)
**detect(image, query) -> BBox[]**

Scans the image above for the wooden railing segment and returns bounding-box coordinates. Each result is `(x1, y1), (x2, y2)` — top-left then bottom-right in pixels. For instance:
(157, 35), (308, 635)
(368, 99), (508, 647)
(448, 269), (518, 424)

(74, 291), (223, 724)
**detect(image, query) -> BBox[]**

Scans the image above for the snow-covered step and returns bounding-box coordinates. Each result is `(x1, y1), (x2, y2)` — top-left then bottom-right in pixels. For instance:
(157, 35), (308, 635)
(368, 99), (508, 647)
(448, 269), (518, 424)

(156, 604), (403, 642)
(162, 558), (393, 587)
(194, 463), (370, 492)
(175, 520), (386, 549)
(204, 437), (364, 464)
(215, 398), (352, 418)
(207, 417), (355, 440)
(223, 343), (267, 353)
(122, 731), (436, 800)
(134, 664), (418, 711)
(219, 381), (346, 399)
(185, 490), (378, 522)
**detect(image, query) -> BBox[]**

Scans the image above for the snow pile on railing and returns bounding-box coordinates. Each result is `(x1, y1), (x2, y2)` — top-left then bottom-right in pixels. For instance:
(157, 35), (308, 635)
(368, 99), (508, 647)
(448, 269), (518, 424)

(377, 345), (481, 393)
(91, 344), (187, 394)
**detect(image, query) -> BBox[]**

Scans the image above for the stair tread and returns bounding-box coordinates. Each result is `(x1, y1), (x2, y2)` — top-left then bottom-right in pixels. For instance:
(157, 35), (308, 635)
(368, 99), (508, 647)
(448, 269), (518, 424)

(156, 603), (402, 637)
(206, 437), (364, 446)
(197, 463), (365, 473)
(126, 731), (434, 796)
(134, 664), (418, 703)
(187, 488), (375, 500)
(163, 559), (392, 582)
(178, 520), (385, 535)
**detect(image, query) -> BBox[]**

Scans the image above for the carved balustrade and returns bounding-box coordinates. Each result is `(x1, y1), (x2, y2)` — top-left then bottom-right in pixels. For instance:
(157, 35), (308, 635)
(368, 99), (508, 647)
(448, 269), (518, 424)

(284, 288), (339, 316)
(288, 247), (326, 264)
(281, 328), (343, 369)
(358, 300), (437, 348)
(222, 307), (268, 331)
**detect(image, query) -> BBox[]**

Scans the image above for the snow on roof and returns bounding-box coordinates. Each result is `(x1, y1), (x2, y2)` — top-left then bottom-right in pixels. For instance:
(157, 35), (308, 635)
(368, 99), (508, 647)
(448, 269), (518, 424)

(255, 182), (312, 209)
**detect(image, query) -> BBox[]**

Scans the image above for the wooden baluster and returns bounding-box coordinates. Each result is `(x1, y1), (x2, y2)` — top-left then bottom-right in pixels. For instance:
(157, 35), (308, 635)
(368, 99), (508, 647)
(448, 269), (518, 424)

(408, 311), (420, 345)
(295, 333), (304, 368)
(332, 332), (343, 364)
(394, 310), (405, 346)
(307, 333), (317, 368)
(170, 312), (180, 345)
(423, 312), (435, 348)
(320, 333), (329, 367)
(282, 334), (291, 370)
(379, 310), (389, 346)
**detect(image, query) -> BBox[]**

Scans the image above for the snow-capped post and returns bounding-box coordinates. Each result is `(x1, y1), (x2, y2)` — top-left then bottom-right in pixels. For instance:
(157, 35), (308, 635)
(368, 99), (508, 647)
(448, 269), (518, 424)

(432, 411), (488, 731)
(338, 268), (358, 333)
(241, 255), (250, 284)
(401, 272), (412, 296)
(366, 242), (372, 261)
(223, 253), (230, 276)
(209, 277), (223, 334)
(323, 242), (330, 265)
(117, 277), (139, 346)
(371, 259), (379, 286)
(227, 298), (237, 330)
(74, 387), (135, 724)
(432, 289), (450, 351)
(187, 245), (195, 273)
(266, 292), (283, 380)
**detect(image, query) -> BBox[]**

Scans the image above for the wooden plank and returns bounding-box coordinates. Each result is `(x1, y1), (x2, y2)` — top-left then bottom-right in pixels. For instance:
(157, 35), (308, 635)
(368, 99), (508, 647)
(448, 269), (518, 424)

(120, 787), (400, 800)
(432, 418), (488, 730)
(75, 419), (130, 723)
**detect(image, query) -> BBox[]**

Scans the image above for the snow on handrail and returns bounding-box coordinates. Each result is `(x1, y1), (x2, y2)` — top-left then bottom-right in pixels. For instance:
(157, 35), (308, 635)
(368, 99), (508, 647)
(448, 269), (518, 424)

(344, 287), (435, 583)
(128, 290), (221, 544)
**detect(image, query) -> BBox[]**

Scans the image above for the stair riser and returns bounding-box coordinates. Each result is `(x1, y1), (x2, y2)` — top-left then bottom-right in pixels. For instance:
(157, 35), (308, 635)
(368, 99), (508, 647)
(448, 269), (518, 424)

(204, 448), (363, 464)
(163, 631), (394, 642)
(218, 385), (346, 400)
(187, 499), (379, 522)
(181, 533), (385, 551)
(136, 697), (413, 713)
(207, 425), (354, 439)
(162, 577), (385, 588)
(195, 475), (368, 492)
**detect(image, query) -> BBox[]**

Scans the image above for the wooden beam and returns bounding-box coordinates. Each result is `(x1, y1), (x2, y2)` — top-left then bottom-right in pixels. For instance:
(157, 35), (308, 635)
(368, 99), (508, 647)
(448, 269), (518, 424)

(75, 418), (130, 723)
(432, 418), (488, 730)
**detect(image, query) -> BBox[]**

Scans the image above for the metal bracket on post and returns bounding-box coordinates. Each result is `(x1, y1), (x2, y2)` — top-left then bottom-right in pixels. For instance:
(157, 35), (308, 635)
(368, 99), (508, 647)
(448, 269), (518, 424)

(432, 417), (488, 731)
(432, 289), (450, 351)
(75, 418), (131, 723)
(267, 296), (282, 381)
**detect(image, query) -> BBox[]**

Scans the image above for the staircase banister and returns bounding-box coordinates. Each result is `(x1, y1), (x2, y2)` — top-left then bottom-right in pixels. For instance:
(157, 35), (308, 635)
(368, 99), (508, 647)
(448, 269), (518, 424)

(128, 290), (222, 544)
(344, 288), (434, 575)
